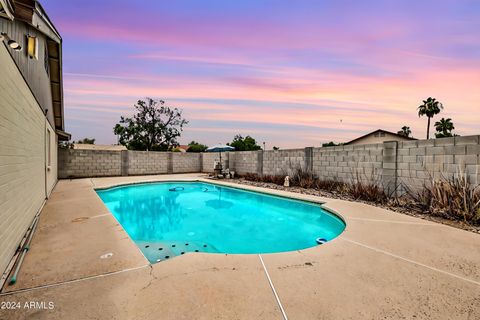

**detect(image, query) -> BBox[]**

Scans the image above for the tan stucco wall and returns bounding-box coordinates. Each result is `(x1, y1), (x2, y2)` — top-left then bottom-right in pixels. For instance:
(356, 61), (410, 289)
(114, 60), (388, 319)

(0, 44), (54, 275)
(46, 121), (58, 195)
(348, 132), (413, 145)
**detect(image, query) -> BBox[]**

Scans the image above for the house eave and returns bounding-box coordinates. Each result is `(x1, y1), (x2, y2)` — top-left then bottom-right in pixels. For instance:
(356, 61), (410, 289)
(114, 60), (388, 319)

(56, 129), (71, 141)
(0, 0), (15, 20)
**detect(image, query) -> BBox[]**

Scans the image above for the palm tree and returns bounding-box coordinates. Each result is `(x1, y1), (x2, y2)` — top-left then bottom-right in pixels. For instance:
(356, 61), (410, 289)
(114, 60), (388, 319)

(397, 126), (412, 137)
(418, 97), (443, 139)
(434, 118), (455, 138)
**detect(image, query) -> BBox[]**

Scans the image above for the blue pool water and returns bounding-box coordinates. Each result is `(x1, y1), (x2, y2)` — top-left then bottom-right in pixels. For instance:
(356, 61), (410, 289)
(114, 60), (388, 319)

(96, 182), (345, 263)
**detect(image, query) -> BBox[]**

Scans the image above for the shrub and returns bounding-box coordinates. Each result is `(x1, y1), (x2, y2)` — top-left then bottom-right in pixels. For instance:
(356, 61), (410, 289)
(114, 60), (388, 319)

(242, 173), (284, 185)
(242, 172), (258, 182)
(345, 170), (389, 203)
(240, 167), (480, 226)
(242, 167), (388, 203)
(406, 172), (480, 225)
(290, 166), (318, 188)
(345, 179), (388, 203)
(314, 179), (345, 192)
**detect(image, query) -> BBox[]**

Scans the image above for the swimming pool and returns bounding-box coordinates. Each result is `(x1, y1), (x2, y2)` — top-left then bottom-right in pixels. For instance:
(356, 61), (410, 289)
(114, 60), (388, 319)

(96, 181), (345, 263)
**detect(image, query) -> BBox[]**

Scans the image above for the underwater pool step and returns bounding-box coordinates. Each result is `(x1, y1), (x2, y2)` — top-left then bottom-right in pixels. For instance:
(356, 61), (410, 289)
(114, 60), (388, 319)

(137, 241), (215, 263)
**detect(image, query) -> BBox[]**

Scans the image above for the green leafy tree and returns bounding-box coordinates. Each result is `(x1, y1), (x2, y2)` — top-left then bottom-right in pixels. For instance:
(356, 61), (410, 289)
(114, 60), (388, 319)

(322, 141), (338, 147)
(76, 138), (95, 144)
(418, 97), (443, 139)
(397, 126), (412, 137)
(187, 141), (208, 153)
(58, 141), (73, 149)
(228, 135), (262, 151)
(434, 118), (455, 138)
(113, 98), (188, 151)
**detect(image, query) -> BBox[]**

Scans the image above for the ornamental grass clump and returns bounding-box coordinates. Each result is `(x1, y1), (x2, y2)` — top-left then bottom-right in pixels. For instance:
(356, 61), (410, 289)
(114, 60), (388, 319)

(242, 173), (284, 185)
(290, 167), (318, 189)
(407, 172), (480, 225)
(345, 179), (388, 203)
(346, 169), (389, 203)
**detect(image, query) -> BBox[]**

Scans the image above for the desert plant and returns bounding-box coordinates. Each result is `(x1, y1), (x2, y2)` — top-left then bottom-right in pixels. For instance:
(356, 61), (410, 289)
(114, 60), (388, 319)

(242, 173), (285, 185)
(243, 173), (260, 182)
(405, 170), (480, 225)
(289, 166), (318, 189)
(314, 179), (345, 192)
(345, 169), (389, 203)
(265, 175), (286, 185)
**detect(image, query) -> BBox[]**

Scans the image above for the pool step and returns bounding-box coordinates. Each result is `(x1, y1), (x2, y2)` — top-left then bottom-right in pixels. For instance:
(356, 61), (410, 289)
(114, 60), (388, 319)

(137, 240), (215, 263)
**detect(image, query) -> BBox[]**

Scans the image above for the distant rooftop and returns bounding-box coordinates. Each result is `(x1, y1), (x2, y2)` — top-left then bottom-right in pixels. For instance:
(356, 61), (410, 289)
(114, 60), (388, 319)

(73, 144), (127, 151)
(345, 129), (417, 146)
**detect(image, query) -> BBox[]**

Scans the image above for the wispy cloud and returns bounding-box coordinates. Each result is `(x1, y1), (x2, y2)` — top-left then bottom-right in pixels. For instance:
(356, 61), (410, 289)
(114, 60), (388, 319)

(40, 0), (480, 147)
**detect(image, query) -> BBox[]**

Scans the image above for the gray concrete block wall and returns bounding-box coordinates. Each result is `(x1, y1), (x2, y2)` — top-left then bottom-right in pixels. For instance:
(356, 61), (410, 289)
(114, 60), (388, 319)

(229, 151), (261, 175)
(60, 150), (207, 178)
(312, 144), (383, 184)
(397, 135), (480, 193)
(202, 152), (229, 173)
(58, 149), (121, 178)
(172, 153), (202, 173)
(126, 151), (169, 176)
(58, 136), (480, 194)
(382, 141), (398, 195)
(263, 149), (306, 176)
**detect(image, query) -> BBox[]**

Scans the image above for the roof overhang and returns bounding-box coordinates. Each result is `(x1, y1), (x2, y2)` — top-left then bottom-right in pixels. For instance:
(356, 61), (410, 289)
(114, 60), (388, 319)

(47, 38), (65, 131)
(13, 0), (67, 134)
(0, 0), (14, 20)
(3, 0), (69, 137)
(11, 0), (61, 43)
(56, 129), (71, 141)
(32, 1), (61, 43)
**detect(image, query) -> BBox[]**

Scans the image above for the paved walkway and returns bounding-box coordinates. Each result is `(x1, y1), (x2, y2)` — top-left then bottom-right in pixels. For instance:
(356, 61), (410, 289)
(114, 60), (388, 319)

(1, 174), (479, 319)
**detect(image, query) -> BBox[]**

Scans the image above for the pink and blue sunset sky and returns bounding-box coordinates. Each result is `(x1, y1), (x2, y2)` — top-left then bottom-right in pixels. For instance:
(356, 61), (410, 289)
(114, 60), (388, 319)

(43, 0), (480, 148)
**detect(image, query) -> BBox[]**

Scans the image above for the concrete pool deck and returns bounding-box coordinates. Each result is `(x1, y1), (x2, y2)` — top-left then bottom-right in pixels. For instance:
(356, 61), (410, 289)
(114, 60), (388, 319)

(1, 173), (479, 319)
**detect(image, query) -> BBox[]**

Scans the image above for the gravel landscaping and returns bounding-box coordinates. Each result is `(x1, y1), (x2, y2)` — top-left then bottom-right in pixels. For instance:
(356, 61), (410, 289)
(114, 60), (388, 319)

(226, 178), (480, 234)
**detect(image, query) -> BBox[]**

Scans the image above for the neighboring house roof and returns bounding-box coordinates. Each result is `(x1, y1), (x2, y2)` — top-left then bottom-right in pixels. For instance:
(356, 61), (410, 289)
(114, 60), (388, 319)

(177, 145), (190, 152)
(345, 129), (417, 145)
(73, 144), (127, 151)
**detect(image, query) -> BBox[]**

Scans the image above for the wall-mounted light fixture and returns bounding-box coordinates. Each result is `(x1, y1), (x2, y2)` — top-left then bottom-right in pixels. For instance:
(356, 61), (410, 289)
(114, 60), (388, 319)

(0, 31), (22, 51)
(8, 39), (21, 50)
(27, 35), (37, 59)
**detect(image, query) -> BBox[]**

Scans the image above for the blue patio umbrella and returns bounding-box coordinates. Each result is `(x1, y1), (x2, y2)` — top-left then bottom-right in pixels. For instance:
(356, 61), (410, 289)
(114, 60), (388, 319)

(206, 144), (235, 165)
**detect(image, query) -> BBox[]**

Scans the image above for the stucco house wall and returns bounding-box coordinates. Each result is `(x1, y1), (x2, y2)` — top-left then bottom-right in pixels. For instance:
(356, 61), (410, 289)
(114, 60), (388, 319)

(0, 44), (55, 275)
